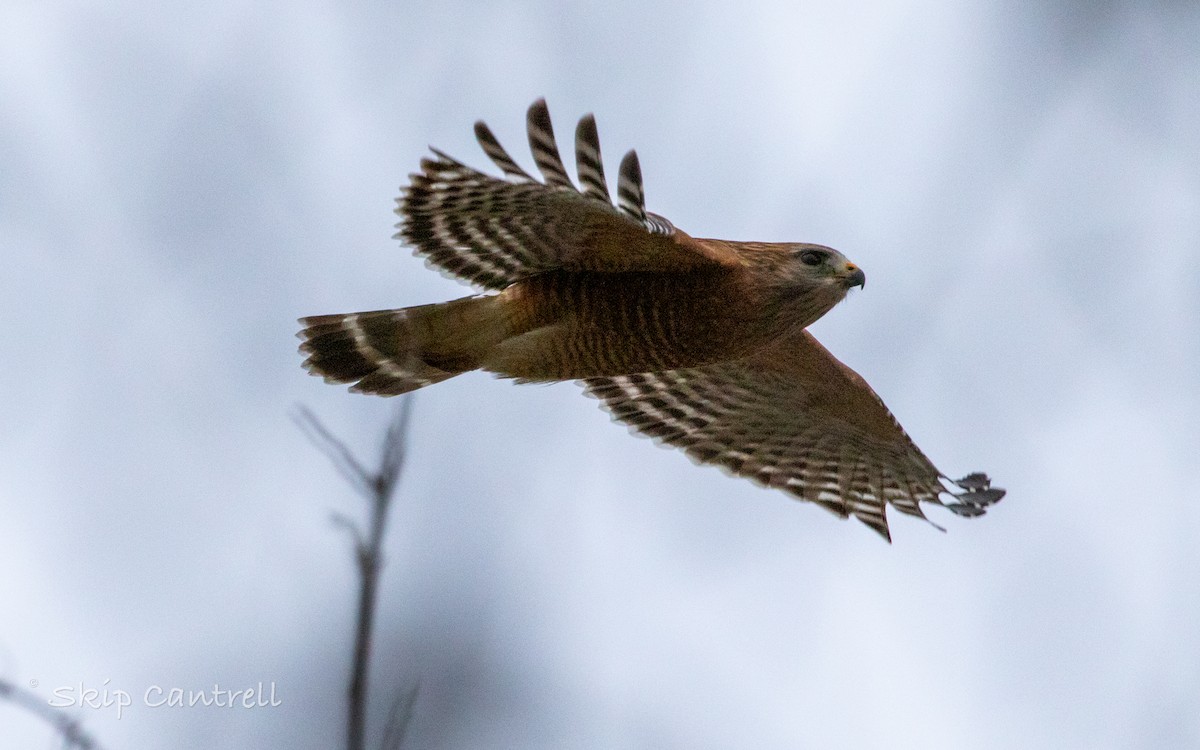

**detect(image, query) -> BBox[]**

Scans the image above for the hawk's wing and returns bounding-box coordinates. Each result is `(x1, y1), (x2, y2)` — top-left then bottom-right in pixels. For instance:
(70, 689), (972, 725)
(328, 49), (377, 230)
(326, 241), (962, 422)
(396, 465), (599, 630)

(584, 329), (1004, 541)
(397, 99), (739, 290)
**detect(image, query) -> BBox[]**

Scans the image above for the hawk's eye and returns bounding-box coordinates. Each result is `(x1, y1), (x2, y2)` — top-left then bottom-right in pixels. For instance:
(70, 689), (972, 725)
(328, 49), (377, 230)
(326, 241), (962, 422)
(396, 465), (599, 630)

(799, 250), (824, 266)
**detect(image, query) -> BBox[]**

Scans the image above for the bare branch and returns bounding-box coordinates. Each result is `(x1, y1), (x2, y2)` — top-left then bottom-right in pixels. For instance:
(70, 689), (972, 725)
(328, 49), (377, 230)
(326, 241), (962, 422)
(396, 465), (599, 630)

(375, 399), (413, 504)
(379, 680), (420, 750)
(297, 400), (414, 750)
(330, 512), (366, 551)
(0, 678), (103, 750)
(291, 405), (375, 500)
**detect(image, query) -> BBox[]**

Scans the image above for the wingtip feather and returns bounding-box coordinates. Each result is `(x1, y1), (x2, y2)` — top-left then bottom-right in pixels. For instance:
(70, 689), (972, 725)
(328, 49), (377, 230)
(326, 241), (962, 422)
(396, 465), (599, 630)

(943, 473), (1006, 518)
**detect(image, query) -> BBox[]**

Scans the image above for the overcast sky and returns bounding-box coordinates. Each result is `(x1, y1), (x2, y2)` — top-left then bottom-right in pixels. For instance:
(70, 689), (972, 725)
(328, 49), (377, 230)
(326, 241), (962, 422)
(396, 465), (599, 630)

(2, 1), (1199, 748)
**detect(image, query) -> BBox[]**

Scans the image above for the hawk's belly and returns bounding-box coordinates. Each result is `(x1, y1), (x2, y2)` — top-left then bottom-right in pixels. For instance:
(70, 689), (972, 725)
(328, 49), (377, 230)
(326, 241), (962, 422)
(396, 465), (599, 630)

(484, 270), (775, 380)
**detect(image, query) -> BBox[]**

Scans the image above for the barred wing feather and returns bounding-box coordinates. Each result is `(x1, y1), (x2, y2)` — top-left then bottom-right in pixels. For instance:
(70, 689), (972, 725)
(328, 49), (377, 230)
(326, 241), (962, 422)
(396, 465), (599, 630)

(584, 329), (1004, 540)
(397, 99), (736, 290)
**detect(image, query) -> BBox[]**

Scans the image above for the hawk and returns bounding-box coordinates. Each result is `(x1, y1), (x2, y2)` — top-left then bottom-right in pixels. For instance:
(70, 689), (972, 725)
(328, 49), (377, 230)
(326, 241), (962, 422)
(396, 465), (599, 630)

(299, 99), (1004, 540)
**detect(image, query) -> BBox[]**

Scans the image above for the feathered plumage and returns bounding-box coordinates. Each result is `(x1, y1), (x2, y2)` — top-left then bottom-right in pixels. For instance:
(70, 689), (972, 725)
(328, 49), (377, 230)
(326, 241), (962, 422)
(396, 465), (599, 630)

(298, 99), (1004, 540)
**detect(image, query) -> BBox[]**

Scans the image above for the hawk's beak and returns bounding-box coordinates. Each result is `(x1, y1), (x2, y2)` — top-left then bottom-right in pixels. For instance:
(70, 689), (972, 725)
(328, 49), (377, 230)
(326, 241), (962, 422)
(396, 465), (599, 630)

(843, 263), (866, 289)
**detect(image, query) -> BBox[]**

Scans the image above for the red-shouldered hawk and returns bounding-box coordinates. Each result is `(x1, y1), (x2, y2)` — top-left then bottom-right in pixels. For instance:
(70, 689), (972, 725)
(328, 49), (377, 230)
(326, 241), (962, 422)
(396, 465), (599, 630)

(299, 99), (1004, 540)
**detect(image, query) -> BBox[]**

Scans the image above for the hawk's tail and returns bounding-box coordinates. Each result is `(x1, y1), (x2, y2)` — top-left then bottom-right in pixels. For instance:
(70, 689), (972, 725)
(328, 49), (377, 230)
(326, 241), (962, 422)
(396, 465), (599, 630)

(298, 295), (509, 396)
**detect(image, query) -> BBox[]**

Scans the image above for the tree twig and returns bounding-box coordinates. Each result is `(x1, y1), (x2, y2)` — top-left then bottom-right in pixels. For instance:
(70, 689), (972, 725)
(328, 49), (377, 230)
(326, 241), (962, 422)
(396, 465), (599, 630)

(296, 399), (418, 750)
(291, 405), (375, 500)
(379, 680), (420, 750)
(0, 677), (103, 749)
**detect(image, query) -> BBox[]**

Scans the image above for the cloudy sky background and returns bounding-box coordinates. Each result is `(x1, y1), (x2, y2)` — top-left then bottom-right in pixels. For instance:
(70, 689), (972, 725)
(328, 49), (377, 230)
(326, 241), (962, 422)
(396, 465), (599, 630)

(3, 1), (1198, 747)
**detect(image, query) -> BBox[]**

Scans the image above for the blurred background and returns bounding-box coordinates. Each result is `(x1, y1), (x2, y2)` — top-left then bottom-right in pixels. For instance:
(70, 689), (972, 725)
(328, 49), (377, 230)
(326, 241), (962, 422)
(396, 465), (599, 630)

(2, 1), (1198, 747)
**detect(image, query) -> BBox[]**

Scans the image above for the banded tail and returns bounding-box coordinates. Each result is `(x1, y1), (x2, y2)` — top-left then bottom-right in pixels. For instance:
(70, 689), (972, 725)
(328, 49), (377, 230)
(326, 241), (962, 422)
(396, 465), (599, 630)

(298, 295), (509, 396)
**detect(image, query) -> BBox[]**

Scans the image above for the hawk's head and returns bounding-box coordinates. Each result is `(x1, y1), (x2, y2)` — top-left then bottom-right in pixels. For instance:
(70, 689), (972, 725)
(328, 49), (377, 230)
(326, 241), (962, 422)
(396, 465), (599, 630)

(759, 242), (865, 330)
(786, 243), (865, 291)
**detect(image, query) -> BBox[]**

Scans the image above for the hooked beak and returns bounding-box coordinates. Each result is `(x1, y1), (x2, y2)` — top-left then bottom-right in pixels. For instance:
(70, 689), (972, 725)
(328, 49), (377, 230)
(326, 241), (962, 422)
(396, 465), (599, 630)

(843, 263), (866, 289)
